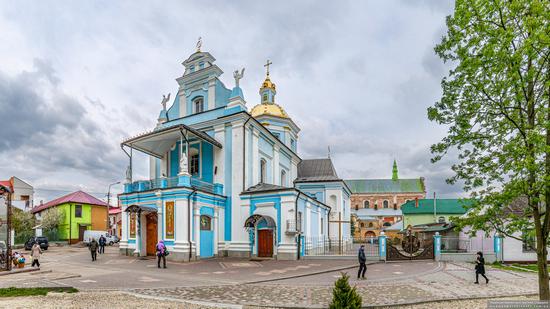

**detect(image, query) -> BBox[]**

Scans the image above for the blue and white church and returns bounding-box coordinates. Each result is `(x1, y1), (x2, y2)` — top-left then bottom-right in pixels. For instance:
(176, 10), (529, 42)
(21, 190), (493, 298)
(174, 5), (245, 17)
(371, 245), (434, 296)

(119, 43), (351, 260)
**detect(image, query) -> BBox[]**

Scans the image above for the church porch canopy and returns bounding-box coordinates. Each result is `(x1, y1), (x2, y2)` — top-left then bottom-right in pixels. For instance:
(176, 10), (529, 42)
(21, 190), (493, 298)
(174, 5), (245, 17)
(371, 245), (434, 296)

(125, 204), (157, 214)
(121, 124), (222, 159)
(244, 214), (276, 229)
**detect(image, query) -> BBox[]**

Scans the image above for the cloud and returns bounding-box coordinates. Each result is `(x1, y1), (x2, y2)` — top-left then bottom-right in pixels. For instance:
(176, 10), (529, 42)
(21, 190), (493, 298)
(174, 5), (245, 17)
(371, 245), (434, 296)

(0, 1), (464, 202)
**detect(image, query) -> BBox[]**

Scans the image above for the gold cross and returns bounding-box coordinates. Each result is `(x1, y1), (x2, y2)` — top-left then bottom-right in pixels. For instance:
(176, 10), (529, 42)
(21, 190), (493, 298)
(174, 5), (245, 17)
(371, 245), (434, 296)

(264, 59), (272, 75)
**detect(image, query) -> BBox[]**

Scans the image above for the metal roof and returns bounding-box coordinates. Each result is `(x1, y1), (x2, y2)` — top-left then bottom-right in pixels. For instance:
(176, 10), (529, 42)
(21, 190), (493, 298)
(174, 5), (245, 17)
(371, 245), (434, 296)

(345, 179), (425, 194)
(401, 199), (471, 215)
(122, 124), (222, 159)
(242, 183), (292, 194)
(31, 191), (108, 214)
(295, 158), (341, 182)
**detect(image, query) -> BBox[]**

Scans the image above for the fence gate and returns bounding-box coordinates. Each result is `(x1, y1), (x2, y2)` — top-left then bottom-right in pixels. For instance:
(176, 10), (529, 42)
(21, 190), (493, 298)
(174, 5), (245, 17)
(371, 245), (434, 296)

(386, 231), (434, 261)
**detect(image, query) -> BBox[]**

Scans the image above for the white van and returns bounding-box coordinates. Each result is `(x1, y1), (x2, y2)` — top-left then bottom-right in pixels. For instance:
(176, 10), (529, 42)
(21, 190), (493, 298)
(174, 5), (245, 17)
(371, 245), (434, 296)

(83, 230), (118, 245)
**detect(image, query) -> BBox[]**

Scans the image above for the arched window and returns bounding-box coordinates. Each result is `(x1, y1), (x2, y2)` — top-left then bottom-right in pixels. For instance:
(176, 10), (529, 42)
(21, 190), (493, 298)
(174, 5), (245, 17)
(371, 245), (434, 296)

(200, 215), (212, 230)
(383, 222), (392, 227)
(368, 222), (374, 228)
(260, 159), (267, 183)
(281, 170), (287, 186)
(363, 201), (370, 208)
(193, 97), (204, 114)
(360, 223), (364, 228)
(383, 200), (389, 208)
(355, 205), (359, 211)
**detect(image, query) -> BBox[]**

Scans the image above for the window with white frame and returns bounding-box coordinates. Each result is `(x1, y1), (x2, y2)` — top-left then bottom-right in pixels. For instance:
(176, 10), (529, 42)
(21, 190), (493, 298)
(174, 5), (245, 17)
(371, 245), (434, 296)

(193, 97), (204, 114)
(260, 159), (267, 183)
(281, 170), (287, 186)
(383, 200), (389, 208)
(363, 200), (370, 208)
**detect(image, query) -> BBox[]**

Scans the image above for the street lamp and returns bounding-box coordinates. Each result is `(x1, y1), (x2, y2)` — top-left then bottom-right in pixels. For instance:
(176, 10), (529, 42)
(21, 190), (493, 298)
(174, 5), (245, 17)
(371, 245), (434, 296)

(106, 181), (121, 234)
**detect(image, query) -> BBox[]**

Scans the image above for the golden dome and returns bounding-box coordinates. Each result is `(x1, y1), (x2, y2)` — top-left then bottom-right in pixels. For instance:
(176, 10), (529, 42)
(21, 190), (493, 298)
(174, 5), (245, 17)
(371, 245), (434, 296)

(250, 102), (289, 119)
(261, 75), (276, 91)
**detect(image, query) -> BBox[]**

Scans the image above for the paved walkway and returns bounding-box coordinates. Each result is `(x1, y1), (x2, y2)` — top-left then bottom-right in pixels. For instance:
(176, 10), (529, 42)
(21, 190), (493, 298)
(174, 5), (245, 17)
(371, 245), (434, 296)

(0, 246), (541, 308)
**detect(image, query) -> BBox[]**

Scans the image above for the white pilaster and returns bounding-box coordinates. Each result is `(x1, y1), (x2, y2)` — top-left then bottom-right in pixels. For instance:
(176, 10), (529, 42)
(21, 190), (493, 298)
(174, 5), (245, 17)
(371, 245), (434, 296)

(156, 195), (163, 240)
(207, 78), (216, 110)
(252, 128), (259, 185)
(273, 144), (280, 185)
(173, 199), (190, 254)
(213, 208), (219, 255)
(194, 204), (201, 257)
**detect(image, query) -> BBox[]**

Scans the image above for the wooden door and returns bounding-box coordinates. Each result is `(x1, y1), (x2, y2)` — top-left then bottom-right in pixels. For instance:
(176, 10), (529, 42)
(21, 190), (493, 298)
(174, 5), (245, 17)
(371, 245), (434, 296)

(258, 229), (273, 257)
(146, 213), (158, 256)
(78, 225), (87, 241)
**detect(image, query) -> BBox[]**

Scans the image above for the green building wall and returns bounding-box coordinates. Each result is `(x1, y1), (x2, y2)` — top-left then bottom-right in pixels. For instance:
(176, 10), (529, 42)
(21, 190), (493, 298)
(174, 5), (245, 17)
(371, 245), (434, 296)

(56, 203), (94, 241)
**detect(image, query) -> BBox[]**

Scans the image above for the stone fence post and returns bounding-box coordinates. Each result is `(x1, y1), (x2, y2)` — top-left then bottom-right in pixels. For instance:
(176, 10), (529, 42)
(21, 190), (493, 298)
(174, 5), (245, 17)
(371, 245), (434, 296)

(378, 232), (386, 262)
(434, 232), (441, 261)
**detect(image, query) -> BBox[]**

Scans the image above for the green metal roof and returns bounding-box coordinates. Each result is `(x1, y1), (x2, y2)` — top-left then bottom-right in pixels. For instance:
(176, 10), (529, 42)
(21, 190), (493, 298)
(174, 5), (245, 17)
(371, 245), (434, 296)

(401, 199), (472, 215)
(345, 179), (425, 194)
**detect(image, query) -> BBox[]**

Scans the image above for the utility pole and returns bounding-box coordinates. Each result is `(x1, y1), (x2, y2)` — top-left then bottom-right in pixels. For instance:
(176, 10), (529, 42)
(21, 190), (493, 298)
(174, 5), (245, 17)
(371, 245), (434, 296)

(107, 181), (121, 233)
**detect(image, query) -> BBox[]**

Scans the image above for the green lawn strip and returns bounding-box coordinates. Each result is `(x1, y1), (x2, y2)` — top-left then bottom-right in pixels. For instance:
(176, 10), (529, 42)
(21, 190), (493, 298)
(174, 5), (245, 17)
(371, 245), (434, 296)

(0, 287), (78, 297)
(490, 262), (543, 273)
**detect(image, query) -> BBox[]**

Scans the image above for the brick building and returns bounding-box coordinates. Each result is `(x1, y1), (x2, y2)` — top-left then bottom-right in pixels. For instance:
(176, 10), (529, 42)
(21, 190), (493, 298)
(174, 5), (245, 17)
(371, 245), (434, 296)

(346, 161), (426, 238)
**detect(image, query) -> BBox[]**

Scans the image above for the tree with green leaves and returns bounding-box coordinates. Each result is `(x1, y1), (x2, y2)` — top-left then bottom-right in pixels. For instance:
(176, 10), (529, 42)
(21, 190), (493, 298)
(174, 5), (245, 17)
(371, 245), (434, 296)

(40, 208), (64, 231)
(12, 208), (36, 243)
(329, 272), (362, 309)
(429, 0), (550, 299)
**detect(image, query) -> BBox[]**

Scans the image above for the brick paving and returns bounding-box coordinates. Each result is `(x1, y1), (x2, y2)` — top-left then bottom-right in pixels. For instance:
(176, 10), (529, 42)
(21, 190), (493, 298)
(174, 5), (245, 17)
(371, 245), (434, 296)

(131, 262), (539, 308)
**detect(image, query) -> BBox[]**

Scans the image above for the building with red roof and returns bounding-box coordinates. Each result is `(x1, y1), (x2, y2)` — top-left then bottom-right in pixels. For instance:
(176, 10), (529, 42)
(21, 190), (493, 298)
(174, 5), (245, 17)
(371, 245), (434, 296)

(32, 190), (108, 244)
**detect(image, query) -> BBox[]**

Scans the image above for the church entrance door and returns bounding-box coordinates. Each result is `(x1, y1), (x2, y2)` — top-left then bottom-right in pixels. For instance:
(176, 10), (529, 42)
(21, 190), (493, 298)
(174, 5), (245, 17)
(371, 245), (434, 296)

(145, 213), (158, 256)
(258, 229), (273, 257)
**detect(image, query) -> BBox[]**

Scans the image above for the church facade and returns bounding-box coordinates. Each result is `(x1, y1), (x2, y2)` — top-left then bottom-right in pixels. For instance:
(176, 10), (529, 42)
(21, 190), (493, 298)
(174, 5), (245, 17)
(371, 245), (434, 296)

(118, 44), (350, 261)
(347, 161), (426, 238)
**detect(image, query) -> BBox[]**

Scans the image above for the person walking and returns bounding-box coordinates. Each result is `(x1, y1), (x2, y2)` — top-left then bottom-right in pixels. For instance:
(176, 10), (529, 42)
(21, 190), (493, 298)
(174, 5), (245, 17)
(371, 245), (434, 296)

(98, 235), (106, 254)
(357, 244), (367, 280)
(475, 251), (489, 284)
(89, 238), (99, 261)
(156, 240), (167, 269)
(31, 242), (42, 268)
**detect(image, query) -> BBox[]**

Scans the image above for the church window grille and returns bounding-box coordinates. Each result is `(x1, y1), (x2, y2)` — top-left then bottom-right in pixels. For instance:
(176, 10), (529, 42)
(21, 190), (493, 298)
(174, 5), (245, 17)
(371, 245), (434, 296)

(260, 159), (267, 183)
(383, 200), (389, 208)
(200, 215), (212, 230)
(363, 201), (370, 208)
(199, 61), (205, 69)
(193, 97), (204, 114)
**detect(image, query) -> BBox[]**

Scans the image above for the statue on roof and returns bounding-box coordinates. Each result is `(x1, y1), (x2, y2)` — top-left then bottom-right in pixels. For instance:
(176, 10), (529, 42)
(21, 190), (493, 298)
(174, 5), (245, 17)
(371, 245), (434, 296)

(179, 151), (189, 176)
(161, 93), (170, 111)
(196, 37), (202, 52)
(233, 68), (245, 88)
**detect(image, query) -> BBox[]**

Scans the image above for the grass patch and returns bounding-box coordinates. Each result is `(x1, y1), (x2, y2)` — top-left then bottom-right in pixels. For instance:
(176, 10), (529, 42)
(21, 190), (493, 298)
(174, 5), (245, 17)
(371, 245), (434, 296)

(491, 262), (545, 272)
(0, 287), (78, 298)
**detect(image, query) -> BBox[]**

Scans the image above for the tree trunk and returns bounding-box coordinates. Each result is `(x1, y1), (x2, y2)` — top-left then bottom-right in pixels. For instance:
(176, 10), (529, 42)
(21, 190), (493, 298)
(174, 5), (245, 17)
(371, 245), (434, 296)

(535, 223), (550, 300)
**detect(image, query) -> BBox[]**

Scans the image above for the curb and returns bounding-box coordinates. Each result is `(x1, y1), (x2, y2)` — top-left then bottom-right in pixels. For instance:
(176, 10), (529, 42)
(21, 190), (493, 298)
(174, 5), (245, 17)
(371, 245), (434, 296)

(0, 267), (41, 276)
(242, 261), (378, 285)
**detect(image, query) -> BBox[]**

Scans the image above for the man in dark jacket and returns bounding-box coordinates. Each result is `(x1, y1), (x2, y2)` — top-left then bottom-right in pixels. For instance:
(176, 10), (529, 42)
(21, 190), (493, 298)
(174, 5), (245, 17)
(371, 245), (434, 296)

(98, 235), (106, 254)
(358, 245), (367, 280)
(89, 238), (99, 261)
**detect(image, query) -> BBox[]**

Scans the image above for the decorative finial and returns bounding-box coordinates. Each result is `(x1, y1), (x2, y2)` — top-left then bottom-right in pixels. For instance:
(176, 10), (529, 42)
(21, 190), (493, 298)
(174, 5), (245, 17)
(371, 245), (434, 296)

(264, 59), (272, 76)
(233, 68), (245, 88)
(161, 93), (171, 111)
(196, 37), (202, 52)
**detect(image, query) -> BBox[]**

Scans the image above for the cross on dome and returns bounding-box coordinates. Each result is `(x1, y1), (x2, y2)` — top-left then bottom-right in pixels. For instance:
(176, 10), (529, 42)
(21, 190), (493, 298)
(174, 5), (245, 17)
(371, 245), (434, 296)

(264, 59), (272, 76)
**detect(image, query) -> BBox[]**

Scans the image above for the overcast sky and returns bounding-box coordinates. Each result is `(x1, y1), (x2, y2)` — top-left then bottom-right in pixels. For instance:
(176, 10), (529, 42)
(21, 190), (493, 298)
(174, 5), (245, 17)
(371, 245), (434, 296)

(0, 0), (460, 204)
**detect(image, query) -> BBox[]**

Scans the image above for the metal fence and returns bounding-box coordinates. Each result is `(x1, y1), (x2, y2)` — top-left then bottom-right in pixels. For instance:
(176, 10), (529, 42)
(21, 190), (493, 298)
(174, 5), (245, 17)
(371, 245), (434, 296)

(129, 176), (216, 195)
(303, 236), (378, 257)
(440, 236), (495, 253)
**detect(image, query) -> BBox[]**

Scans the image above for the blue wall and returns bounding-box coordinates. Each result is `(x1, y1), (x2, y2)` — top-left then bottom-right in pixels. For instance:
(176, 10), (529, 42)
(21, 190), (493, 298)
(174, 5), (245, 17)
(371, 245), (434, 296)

(169, 142), (180, 177)
(201, 142), (214, 183)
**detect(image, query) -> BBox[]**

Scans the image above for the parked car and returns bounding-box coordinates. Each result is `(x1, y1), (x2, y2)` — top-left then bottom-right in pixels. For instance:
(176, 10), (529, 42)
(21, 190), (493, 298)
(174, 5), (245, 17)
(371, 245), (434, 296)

(24, 236), (48, 250)
(83, 230), (118, 245)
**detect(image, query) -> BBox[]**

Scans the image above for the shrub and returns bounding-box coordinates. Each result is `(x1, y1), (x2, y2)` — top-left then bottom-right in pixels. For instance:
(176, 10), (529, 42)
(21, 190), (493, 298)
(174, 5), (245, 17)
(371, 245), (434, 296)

(329, 272), (362, 309)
